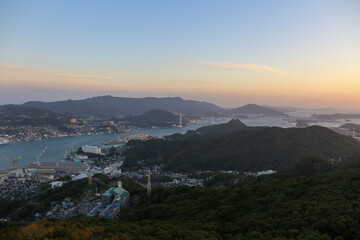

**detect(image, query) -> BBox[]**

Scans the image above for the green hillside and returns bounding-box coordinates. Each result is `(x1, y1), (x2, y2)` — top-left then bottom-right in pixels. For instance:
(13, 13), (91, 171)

(124, 123), (360, 172)
(2, 162), (360, 239)
(166, 119), (248, 140)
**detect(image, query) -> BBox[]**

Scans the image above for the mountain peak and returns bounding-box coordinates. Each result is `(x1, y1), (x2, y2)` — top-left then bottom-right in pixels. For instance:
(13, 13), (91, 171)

(230, 104), (285, 116)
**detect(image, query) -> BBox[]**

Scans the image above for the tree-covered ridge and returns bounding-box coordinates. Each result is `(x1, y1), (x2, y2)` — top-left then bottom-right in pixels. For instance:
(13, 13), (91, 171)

(124, 124), (360, 172)
(125, 109), (183, 128)
(166, 119), (249, 140)
(2, 162), (360, 239)
(0, 105), (68, 127)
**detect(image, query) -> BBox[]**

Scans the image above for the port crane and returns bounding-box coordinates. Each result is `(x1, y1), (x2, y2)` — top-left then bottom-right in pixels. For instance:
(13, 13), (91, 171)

(36, 146), (48, 165)
(4, 156), (22, 168)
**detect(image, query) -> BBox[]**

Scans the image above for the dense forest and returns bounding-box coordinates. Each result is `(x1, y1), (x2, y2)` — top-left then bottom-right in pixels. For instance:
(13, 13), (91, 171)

(123, 122), (360, 172)
(2, 159), (360, 239)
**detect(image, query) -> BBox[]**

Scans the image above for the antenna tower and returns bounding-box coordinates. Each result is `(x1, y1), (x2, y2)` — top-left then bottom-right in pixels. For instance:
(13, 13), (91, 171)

(147, 169), (152, 195)
(179, 114), (183, 128)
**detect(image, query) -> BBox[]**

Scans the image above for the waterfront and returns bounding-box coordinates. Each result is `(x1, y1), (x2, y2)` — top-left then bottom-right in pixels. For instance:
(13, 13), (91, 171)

(2, 115), (352, 170)
(0, 118), (234, 169)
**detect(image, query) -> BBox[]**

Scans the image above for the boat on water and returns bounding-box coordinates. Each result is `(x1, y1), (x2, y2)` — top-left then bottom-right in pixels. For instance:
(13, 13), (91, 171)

(0, 138), (9, 145)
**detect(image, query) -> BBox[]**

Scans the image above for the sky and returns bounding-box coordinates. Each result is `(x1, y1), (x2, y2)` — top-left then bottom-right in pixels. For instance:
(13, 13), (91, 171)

(0, 0), (359, 109)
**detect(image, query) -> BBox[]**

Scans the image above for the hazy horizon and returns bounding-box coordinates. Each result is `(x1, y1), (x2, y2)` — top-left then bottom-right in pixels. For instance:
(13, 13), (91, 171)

(1, 0), (359, 110)
(2, 92), (360, 113)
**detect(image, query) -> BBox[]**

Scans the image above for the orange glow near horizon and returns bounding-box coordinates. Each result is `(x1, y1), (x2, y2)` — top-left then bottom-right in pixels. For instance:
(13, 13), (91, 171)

(0, 61), (360, 110)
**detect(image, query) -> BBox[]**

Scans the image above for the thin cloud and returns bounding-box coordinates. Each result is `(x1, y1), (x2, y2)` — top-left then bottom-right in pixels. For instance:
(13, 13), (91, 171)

(0, 63), (134, 91)
(186, 61), (287, 75)
(0, 63), (134, 79)
(52, 73), (113, 80)
(200, 80), (223, 84)
(87, 70), (135, 76)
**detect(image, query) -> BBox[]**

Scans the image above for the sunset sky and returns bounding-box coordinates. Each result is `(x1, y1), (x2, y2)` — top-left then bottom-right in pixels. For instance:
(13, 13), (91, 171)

(0, 0), (359, 109)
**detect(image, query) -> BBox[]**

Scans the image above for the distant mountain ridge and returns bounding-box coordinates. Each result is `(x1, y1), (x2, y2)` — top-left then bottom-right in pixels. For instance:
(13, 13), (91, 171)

(0, 105), (59, 118)
(0, 105), (67, 127)
(23, 96), (223, 117)
(229, 104), (286, 116)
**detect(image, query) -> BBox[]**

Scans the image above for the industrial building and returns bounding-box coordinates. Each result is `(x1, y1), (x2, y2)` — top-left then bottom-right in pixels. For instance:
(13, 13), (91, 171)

(82, 145), (102, 154)
(28, 161), (90, 174)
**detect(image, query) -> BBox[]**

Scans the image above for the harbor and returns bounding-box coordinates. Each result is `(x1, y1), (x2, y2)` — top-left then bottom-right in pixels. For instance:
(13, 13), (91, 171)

(0, 118), (233, 169)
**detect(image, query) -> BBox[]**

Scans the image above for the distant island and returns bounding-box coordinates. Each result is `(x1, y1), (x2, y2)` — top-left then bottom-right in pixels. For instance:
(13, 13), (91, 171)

(228, 104), (286, 117)
(339, 123), (360, 132)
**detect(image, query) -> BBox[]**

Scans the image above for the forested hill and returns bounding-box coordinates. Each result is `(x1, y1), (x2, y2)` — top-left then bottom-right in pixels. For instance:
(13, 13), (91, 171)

(166, 119), (249, 140)
(0, 105), (59, 118)
(23, 95), (223, 117)
(3, 162), (360, 239)
(124, 123), (360, 172)
(125, 109), (183, 128)
(0, 105), (68, 127)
